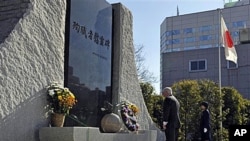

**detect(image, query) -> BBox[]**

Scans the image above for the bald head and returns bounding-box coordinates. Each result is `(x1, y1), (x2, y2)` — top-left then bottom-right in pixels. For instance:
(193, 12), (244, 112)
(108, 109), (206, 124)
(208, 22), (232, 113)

(162, 87), (172, 97)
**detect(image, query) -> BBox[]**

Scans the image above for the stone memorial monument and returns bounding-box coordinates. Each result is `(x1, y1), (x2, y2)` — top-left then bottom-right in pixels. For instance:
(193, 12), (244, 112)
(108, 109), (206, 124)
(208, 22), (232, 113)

(65, 0), (113, 128)
(0, 0), (165, 141)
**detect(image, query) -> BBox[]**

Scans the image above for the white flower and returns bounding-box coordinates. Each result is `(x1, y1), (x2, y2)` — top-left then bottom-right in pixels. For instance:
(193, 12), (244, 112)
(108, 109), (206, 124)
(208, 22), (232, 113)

(54, 88), (61, 91)
(49, 90), (55, 96)
(100, 108), (106, 111)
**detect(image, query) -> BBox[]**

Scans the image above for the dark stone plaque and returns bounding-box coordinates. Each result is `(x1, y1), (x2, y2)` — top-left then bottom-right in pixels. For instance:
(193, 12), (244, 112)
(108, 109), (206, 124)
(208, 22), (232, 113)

(65, 0), (112, 127)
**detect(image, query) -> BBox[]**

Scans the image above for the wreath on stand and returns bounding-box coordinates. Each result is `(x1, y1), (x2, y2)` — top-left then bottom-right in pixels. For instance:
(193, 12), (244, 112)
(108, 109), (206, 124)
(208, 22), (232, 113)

(120, 101), (140, 132)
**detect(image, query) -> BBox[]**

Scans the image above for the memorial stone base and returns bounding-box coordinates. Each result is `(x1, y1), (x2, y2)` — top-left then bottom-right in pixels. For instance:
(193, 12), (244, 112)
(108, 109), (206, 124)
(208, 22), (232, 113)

(39, 127), (157, 141)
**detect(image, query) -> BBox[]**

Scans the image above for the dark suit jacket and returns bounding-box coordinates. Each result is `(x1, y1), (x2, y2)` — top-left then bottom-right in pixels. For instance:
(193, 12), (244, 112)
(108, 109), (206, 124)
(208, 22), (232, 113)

(200, 110), (211, 131)
(163, 95), (181, 128)
(200, 110), (211, 140)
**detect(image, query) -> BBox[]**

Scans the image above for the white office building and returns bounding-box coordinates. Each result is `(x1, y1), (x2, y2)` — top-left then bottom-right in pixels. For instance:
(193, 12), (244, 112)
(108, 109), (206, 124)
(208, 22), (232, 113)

(160, 0), (250, 98)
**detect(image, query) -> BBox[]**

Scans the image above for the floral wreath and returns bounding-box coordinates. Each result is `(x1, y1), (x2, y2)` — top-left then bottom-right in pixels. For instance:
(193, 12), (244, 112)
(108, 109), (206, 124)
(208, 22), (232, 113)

(120, 101), (140, 132)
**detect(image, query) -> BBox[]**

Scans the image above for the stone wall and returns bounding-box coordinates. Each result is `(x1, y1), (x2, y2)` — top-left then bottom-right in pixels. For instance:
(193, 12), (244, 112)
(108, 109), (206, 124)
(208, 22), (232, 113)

(112, 3), (165, 141)
(0, 0), (30, 43)
(39, 127), (157, 141)
(0, 1), (165, 141)
(0, 0), (66, 140)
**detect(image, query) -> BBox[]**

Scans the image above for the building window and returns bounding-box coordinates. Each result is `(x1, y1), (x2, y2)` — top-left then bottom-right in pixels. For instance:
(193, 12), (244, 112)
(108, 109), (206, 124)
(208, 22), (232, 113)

(200, 25), (212, 32)
(184, 37), (196, 43)
(166, 39), (181, 45)
(189, 59), (207, 72)
(165, 48), (172, 52)
(165, 30), (180, 36)
(172, 30), (180, 35)
(166, 31), (172, 36)
(227, 60), (238, 69)
(165, 40), (171, 45)
(232, 21), (246, 28)
(199, 44), (212, 49)
(172, 39), (180, 44)
(200, 35), (213, 41)
(172, 48), (181, 52)
(184, 28), (195, 34)
(160, 34), (165, 40)
(183, 46), (196, 51)
(231, 31), (239, 37)
(160, 42), (166, 48)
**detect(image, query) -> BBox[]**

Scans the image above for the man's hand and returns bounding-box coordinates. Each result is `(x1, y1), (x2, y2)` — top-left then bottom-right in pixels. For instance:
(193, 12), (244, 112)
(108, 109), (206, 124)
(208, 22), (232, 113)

(163, 125), (166, 130)
(204, 128), (207, 133)
(163, 121), (168, 130)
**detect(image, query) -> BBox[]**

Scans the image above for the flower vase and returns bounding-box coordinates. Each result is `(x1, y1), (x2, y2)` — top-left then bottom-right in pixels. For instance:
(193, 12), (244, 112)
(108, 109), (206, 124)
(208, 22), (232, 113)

(101, 113), (122, 133)
(51, 113), (65, 127)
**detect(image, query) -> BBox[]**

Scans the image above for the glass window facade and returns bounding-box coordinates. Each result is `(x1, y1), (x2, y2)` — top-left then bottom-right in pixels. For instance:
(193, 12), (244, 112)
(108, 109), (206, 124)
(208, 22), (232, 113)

(200, 35), (213, 41)
(231, 31), (239, 37)
(160, 34), (165, 40)
(233, 21), (246, 28)
(165, 30), (181, 36)
(200, 25), (212, 32)
(173, 39), (180, 44)
(226, 23), (231, 28)
(165, 39), (181, 45)
(183, 46), (196, 51)
(200, 44), (212, 49)
(184, 37), (196, 43)
(161, 14), (248, 53)
(172, 48), (181, 52)
(183, 28), (195, 34)
(166, 31), (172, 36)
(172, 30), (180, 35)
(166, 40), (172, 45)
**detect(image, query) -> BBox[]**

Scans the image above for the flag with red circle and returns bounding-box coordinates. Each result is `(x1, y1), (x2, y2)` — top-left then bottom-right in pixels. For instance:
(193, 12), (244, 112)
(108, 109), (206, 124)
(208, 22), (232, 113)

(221, 17), (238, 64)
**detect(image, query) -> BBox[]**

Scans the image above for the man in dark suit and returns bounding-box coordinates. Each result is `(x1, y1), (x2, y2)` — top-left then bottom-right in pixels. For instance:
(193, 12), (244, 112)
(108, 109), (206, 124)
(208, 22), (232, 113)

(162, 87), (181, 141)
(200, 102), (211, 141)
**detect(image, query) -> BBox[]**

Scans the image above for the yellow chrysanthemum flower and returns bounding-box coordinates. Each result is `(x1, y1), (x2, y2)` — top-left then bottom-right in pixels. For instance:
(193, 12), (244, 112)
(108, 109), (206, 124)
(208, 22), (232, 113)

(58, 96), (62, 101)
(129, 104), (139, 114)
(70, 93), (75, 99)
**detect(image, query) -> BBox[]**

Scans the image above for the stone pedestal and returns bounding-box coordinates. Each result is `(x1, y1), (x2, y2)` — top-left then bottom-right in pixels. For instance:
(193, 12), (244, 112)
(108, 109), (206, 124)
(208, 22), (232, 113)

(39, 127), (157, 141)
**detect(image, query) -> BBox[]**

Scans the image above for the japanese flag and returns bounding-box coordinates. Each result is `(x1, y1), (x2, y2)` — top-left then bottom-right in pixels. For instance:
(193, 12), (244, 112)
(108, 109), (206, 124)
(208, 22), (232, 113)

(221, 17), (238, 64)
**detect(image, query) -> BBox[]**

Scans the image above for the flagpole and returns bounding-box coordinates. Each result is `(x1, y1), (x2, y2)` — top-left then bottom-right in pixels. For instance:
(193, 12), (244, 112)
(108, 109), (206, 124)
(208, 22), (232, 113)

(218, 8), (223, 141)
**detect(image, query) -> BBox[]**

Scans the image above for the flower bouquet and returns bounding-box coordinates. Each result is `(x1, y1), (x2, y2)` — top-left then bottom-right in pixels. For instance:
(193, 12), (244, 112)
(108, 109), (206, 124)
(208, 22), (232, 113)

(47, 82), (77, 126)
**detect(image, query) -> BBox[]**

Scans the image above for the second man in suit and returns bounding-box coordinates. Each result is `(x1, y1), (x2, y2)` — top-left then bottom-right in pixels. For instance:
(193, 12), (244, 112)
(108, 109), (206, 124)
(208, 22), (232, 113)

(162, 87), (181, 141)
(200, 101), (211, 141)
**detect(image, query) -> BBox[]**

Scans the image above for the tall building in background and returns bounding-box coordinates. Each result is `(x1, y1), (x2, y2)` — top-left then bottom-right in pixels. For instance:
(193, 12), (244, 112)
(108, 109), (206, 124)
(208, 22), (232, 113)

(160, 0), (250, 99)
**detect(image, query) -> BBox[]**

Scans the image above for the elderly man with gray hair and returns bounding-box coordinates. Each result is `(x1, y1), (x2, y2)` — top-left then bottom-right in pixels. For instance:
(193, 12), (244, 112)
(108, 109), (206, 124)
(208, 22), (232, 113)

(162, 87), (181, 141)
